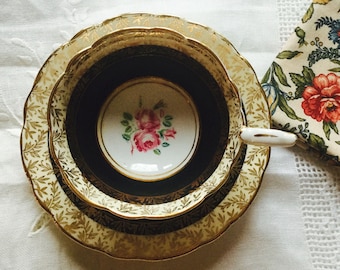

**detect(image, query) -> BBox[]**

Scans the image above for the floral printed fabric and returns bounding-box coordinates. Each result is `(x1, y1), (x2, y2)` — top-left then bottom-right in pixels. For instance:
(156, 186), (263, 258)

(262, 0), (340, 163)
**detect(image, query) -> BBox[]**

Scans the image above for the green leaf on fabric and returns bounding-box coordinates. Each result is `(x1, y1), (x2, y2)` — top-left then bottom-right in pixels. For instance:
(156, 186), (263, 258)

(290, 66), (314, 98)
(302, 66), (315, 83)
(308, 47), (340, 67)
(322, 121), (339, 140)
(261, 67), (271, 83)
(329, 67), (340, 72)
(316, 16), (334, 30)
(302, 4), (314, 23)
(323, 121), (331, 140)
(331, 122), (339, 134)
(290, 72), (305, 86)
(330, 59), (340, 65)
(290, 73), (306, 98)
(323, 121), (339, 140)
(278, 94), (305, 121)
(273, 62), (290, 87)
(308, 133), (327, 154)
(276, 50), (302, 59)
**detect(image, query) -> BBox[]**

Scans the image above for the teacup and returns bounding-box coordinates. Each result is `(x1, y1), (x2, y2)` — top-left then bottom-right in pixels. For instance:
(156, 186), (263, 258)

(48, 27), (296, 220)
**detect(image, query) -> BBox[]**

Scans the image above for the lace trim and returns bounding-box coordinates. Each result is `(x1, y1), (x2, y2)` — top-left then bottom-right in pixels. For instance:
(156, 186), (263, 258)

(277, 0), (311, 45)
(295, 148), (340, 269)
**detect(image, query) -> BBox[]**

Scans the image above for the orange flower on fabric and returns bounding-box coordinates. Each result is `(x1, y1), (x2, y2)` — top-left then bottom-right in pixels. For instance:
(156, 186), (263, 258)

(302, 73), (340, 123)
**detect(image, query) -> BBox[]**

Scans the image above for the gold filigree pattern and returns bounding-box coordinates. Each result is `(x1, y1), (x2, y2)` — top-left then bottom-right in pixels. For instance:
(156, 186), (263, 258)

(52, 145), (245, 236)
(21, 13), (270, 260)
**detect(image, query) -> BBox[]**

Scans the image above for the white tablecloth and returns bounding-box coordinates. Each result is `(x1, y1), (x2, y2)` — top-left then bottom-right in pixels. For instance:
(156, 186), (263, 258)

(1, 0), (339, 269)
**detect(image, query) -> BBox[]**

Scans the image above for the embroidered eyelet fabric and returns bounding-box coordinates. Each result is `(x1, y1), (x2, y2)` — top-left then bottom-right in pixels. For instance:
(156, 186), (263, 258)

(1, 0), (339, 269)
(295, 149), (340, 269)
(277, 0), (312, 45)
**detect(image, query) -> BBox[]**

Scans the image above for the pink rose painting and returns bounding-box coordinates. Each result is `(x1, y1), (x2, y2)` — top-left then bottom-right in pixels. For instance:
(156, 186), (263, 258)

(133, 130), (161, 152)
(135, 109), (161, 131)
(121, 98), (177, 155)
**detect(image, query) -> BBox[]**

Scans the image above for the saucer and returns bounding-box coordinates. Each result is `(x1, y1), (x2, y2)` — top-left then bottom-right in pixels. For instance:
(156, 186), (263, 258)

(21, 13), (270, 260)
(52, 144), (247, 235)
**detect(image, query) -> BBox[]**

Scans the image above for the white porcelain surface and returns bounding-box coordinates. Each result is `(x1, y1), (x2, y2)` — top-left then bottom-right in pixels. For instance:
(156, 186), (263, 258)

(98, 77), (200, 181)
(240, 127), (297, 147)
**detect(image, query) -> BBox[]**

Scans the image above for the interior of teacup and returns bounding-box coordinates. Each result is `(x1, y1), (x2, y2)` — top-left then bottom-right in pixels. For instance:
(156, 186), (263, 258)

(48, 27), (245, 219)
(97, 76), (201, 181)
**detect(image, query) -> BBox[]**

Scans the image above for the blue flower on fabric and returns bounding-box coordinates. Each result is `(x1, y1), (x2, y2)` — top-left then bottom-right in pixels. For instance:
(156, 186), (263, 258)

(262, 83), (279, 115)
(328, 20), (340, 46)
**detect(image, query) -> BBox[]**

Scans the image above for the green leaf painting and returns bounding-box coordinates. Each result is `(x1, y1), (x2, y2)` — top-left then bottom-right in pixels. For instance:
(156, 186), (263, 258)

(153, 149), (161, 155)
(123, 112), (133, 121)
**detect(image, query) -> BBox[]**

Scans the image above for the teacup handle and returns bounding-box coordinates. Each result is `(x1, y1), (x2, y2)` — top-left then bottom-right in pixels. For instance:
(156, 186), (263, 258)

(240, 127), (297, 147)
